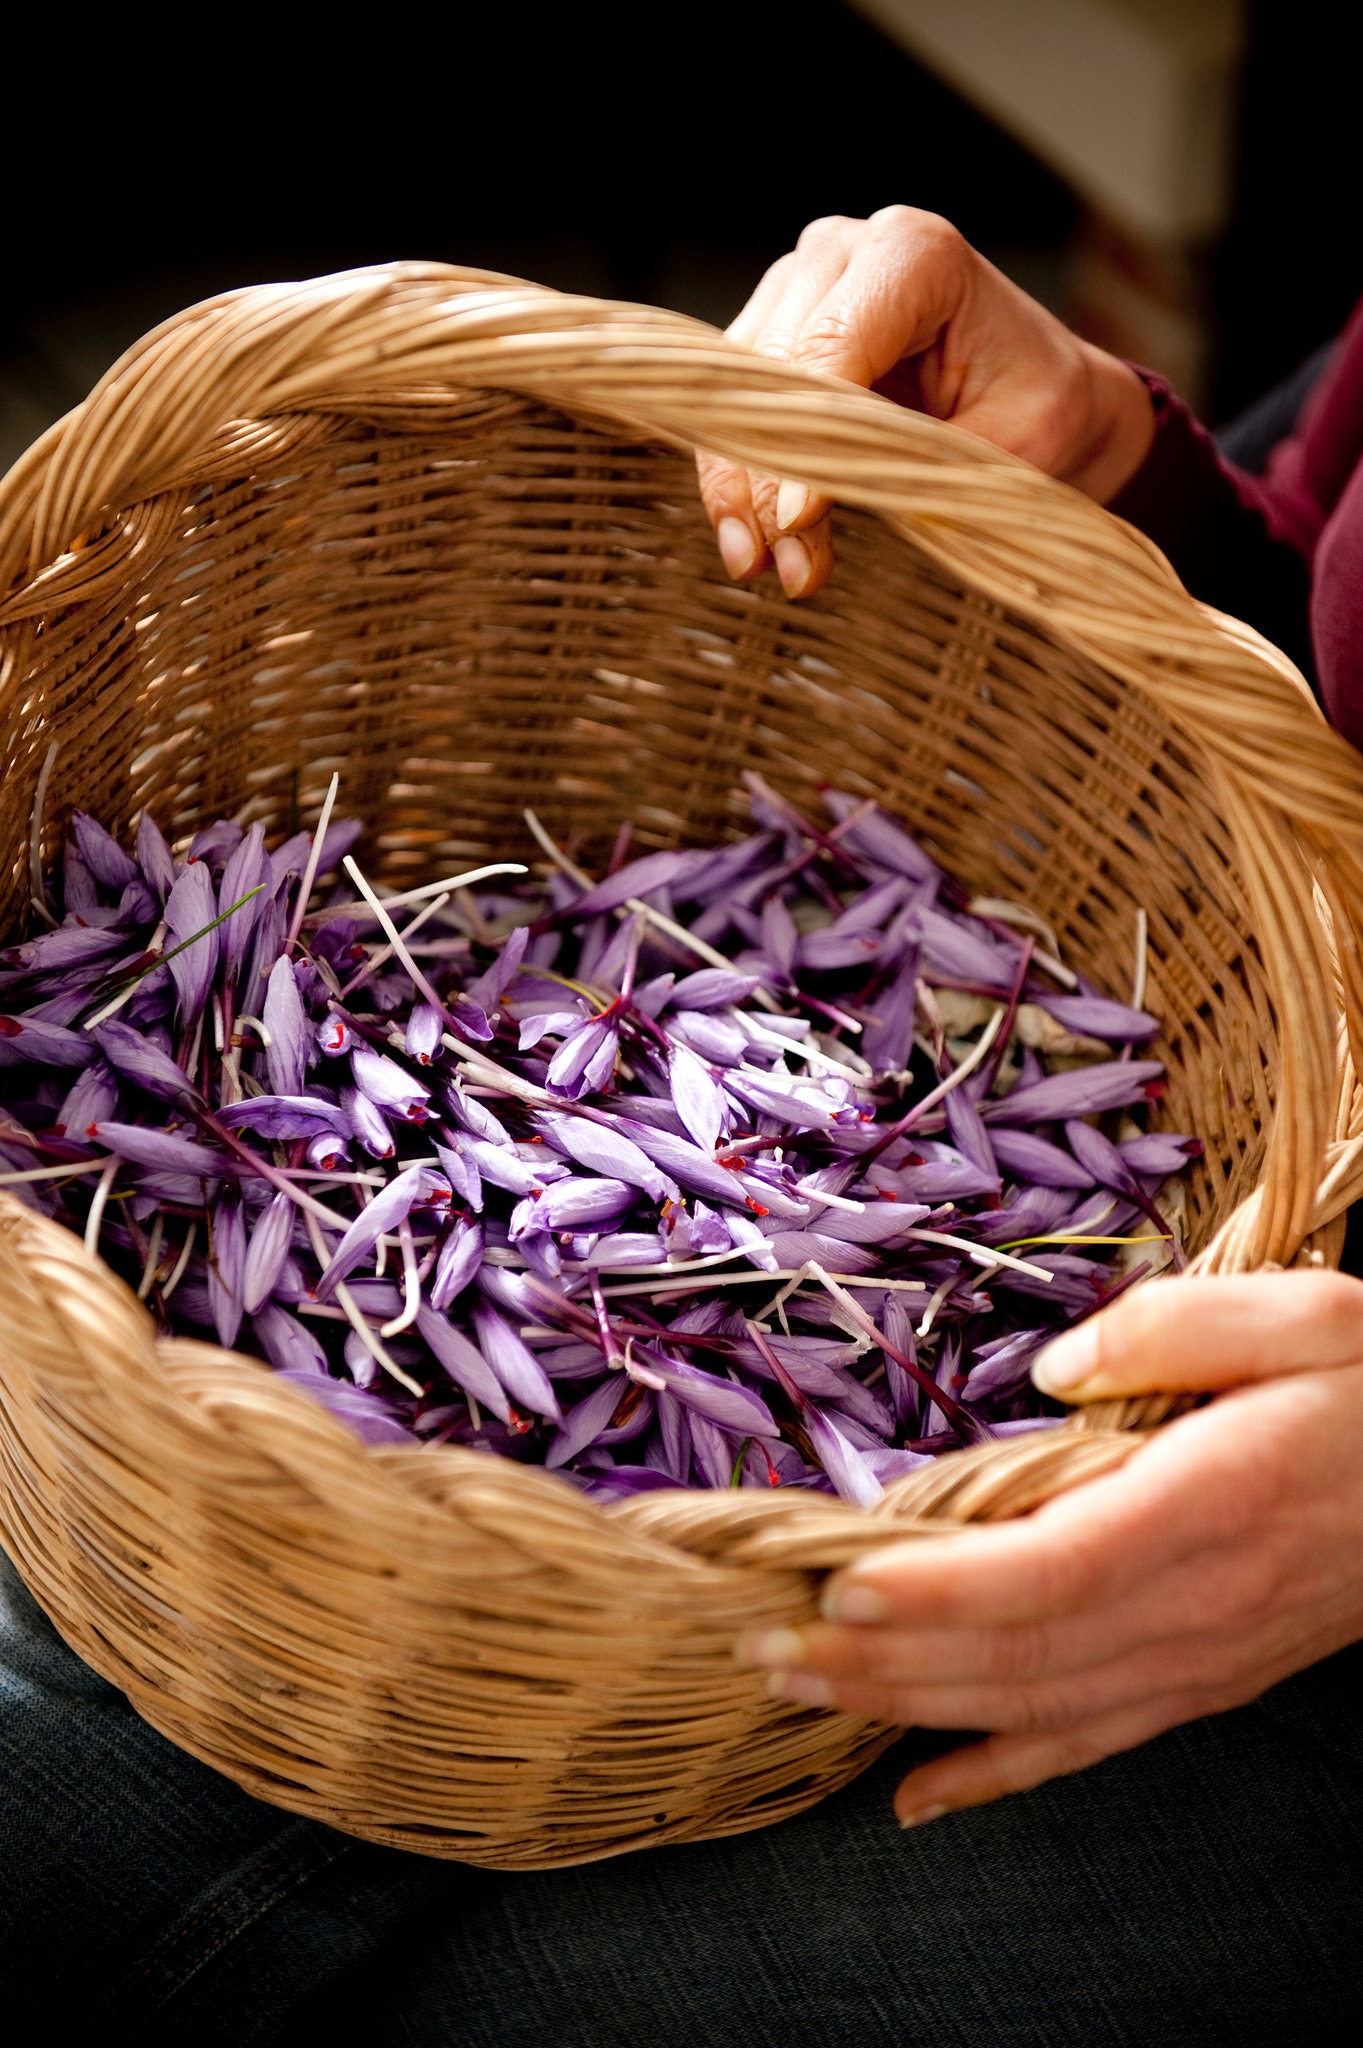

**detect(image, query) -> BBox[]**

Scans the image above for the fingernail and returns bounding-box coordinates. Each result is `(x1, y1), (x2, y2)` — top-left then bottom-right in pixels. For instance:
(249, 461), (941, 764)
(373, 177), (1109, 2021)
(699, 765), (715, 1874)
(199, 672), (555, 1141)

(736, 1626), (806, 1671)
(820, 1582), (888, 1625)
(775, 479), (812, 531)
(899, 1802), (950, 1829)
(716, 516), (759, 579)
(1031, 1326), (1100, 1396)
(767, 1669), (834, 1707)
(773, 534), (812, 597)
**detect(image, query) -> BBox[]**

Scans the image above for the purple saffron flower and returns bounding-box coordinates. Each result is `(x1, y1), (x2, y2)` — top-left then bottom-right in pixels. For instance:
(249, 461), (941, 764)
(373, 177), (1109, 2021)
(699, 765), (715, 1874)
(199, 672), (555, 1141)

(989, 1127), (1094, 1190)
(1034, 992), (1158, 1041)
(984, 1060), (1165, 1125)
(316, 1163), (449, 1297)
(305, 1131), (351, 1171)
(242, 1191), (295, 1314)
(535, 1111), (677, 1201)
(667, 1010), (746, 1066)
(430, 1217), (484, 1310)
(162, 859), (219, 1025)
(567, 849), (711, 918)
(469, 1302), (562, 1421)
(55, 1059), (118, 1137)
(669, 1042), (728, 1152)
(463, 923), (529, 1012)
(350, 1044), (430, 1123)
(91, 1122), (231, 1177)
(218, 821), (269, 985)
(116, 878), (160, 928)
(92, 1019), (204, 1106)
(546, 1014), (619, 1099)
(459, 1136), (561, 1197)
(279, 1369), (414, 1445)
(208, 1189), (246, 1348)
(545, 1377), (629, 1469)
(519, 1007), (590, 1051)
(71, 811), (140, 892)
(0, 1015), (97, 1069)
(2, 924), (130, 974)
(316, 1014), (353, 1058)
(268, 817), (362, 893)
(666, 969), (759, 1010)
(613, 1119), (750, 1208)
(759, 894), (799, 981)
(136, 811), (178, 901)
(859, 953), (919, 1075)
(766, 1230), (880, 1275)
(822, 792), (938, 883)
(577, 1231), (666, 1267)
(944, 1086), (998, 1177)
(217, 1095), (354, 1142)
(723, 1071), (837, 1131)
(434, 1139), (483, 1211)
(412, 1304), (510, 1421)
(253, 1303), (330, 1374)
(803, 1404), (885, 1507)
(405, 1003), (443, 1065)
(339, 1085), (395, 1158)
(526, 1177), (637, 1234)
(1119, 1132), (1203, 1175)
(263, 958), (308, 1096)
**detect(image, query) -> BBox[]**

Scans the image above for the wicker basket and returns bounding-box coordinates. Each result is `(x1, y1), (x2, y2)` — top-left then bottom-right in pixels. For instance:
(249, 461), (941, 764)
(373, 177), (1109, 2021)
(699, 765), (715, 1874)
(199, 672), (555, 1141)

(3, 263), (1363, 1870)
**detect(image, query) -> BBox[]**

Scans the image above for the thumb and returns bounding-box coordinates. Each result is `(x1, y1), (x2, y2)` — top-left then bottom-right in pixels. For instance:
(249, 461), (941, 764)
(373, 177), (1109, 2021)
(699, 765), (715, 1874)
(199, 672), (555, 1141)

(1032, 1270), (1363, 1402)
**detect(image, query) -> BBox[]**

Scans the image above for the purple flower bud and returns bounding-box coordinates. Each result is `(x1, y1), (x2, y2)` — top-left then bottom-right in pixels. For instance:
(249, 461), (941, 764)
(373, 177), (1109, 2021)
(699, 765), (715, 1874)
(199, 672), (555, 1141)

(340, 1085), (395, 1158)
(93, 1019), (204, 1106)
(984, 1060), (1165, 1125)
(760, 894), (799, 979)
(822, 792), (937, 884)
(766, 1230), (880, 1275)
(316, 1014), (353, 1058)
(218, 821), (269, 984)
(253, 1302), (329, 1374)
(315, 1163), (449, 1297)
(351, 1044), (430, 1123)
(280, 1368), (413, 1444)
(116, 877), (160, 927)
(535, 1111), (677, 1200)
(262, 958), (308, 1096)
(469, 1302), (561, 1421)
(405, 1003), (443, 1065)
(217, 1094), (353, 1142)
(162, 858), (219, 1027)
(723, 1071), (837, 1131)
(989, 1127), (1094, 1190)
(859, 954), (918, 1075)
(1119, 1132), (1203, 1175)
(546, 1015), (619, 1098)
(944, 1086), (998, 1177)
(413, 1303), (510, 1422)
(55, 1058), (118, 1137)
(568, 849), (712, 918)
(914, 906), (1018, 990)
(519, 1007), (590, 1051)
(445, 1083), (512, 1147)
(614, 1119), (749, 1208)
(639, 1346), (780, 1438)
(725, 1212), (781, 1271)
(463, 923), (528, 1011)
(526, 1177), (636, 1233)
(92, 1122), (231, 1177)
(429, 1217), (483, 1310)
(669, 1042), (729, 1153)
(305, 1131), (351, 1171)
(2, 924), (130, 973)
(434, 1140), (482, 1211)
(545, 1376), (627, 1468)
(71, 811), (140, 892)
(1033, 992), (1159, 1042)
(666, 969), (760, 1011)
(578, 1232), (666, 1267)
(667, 1010), (747, 1066)
(209, 1189), (246, 1348)
(0, 1014), (97, 1068)
(243, 1191), (295, 1314)
(136, 811), (178, 900)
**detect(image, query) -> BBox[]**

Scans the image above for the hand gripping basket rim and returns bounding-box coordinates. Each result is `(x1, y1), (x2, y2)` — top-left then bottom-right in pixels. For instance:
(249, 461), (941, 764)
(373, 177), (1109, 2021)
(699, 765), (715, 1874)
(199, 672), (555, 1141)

(1, 261), (1362, 1867)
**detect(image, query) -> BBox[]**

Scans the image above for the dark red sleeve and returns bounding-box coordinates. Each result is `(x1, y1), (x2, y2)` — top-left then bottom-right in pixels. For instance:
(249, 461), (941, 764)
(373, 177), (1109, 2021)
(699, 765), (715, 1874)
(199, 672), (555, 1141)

(1106, 373), (1316, 684)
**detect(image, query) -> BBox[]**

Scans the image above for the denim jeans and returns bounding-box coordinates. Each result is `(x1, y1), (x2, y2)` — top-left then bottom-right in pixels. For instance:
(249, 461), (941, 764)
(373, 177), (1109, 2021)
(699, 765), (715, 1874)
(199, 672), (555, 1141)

(4, 1547), (1363, 2045)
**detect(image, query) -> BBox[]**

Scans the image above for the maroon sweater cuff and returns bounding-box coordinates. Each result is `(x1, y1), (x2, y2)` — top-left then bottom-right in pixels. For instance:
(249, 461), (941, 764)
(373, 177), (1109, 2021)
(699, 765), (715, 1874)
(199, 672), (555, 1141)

(1107, 370), (1315, 684)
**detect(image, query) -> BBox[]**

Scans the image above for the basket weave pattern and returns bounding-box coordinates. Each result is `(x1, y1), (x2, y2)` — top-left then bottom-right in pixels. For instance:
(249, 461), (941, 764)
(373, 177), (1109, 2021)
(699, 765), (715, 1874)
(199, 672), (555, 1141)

(2, 265), (1363, 1865)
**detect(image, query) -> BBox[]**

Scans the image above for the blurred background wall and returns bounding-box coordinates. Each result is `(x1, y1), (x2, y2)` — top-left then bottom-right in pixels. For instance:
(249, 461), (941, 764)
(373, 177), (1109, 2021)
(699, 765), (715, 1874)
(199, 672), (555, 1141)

(1, 0), (1354, 473)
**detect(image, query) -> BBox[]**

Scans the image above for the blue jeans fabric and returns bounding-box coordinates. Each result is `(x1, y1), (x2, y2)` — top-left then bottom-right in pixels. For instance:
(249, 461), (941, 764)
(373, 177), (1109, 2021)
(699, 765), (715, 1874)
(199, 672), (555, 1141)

(4, 1546), (1363, 2045)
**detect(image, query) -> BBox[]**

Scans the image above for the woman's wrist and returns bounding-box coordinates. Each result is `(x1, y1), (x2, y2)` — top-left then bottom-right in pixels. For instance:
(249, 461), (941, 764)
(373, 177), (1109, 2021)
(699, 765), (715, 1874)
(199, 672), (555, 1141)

(1065, 345), (1157, 504)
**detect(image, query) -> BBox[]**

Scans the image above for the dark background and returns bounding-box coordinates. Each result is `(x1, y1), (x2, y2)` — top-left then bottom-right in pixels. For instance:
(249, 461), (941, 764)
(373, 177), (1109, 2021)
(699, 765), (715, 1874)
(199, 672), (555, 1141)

(0, 0), (1354, 468)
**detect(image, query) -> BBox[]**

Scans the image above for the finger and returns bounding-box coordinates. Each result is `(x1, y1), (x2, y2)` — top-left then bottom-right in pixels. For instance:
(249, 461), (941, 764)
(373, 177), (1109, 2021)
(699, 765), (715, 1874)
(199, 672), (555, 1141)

(695, 451), (770, 581)
(891, 1694), (1198, 1825)
(1033, 1270), (1363, 1403)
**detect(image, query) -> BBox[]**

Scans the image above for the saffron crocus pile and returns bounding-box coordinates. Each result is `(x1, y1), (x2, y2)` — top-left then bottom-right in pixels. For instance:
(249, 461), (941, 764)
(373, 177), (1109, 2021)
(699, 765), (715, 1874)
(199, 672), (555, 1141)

(0, 773), (1200, 1505)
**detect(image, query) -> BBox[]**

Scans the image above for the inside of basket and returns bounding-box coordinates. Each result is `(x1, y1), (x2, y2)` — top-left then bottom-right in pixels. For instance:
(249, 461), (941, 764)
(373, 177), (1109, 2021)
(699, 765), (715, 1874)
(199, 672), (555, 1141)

(0, 395), (1275, 1251)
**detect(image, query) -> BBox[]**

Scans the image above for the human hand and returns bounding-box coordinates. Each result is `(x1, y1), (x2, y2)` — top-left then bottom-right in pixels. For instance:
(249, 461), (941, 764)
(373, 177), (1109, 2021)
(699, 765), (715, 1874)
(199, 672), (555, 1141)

(736, 1272), (1363, 1824)
(700, 205), (1154, 598)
